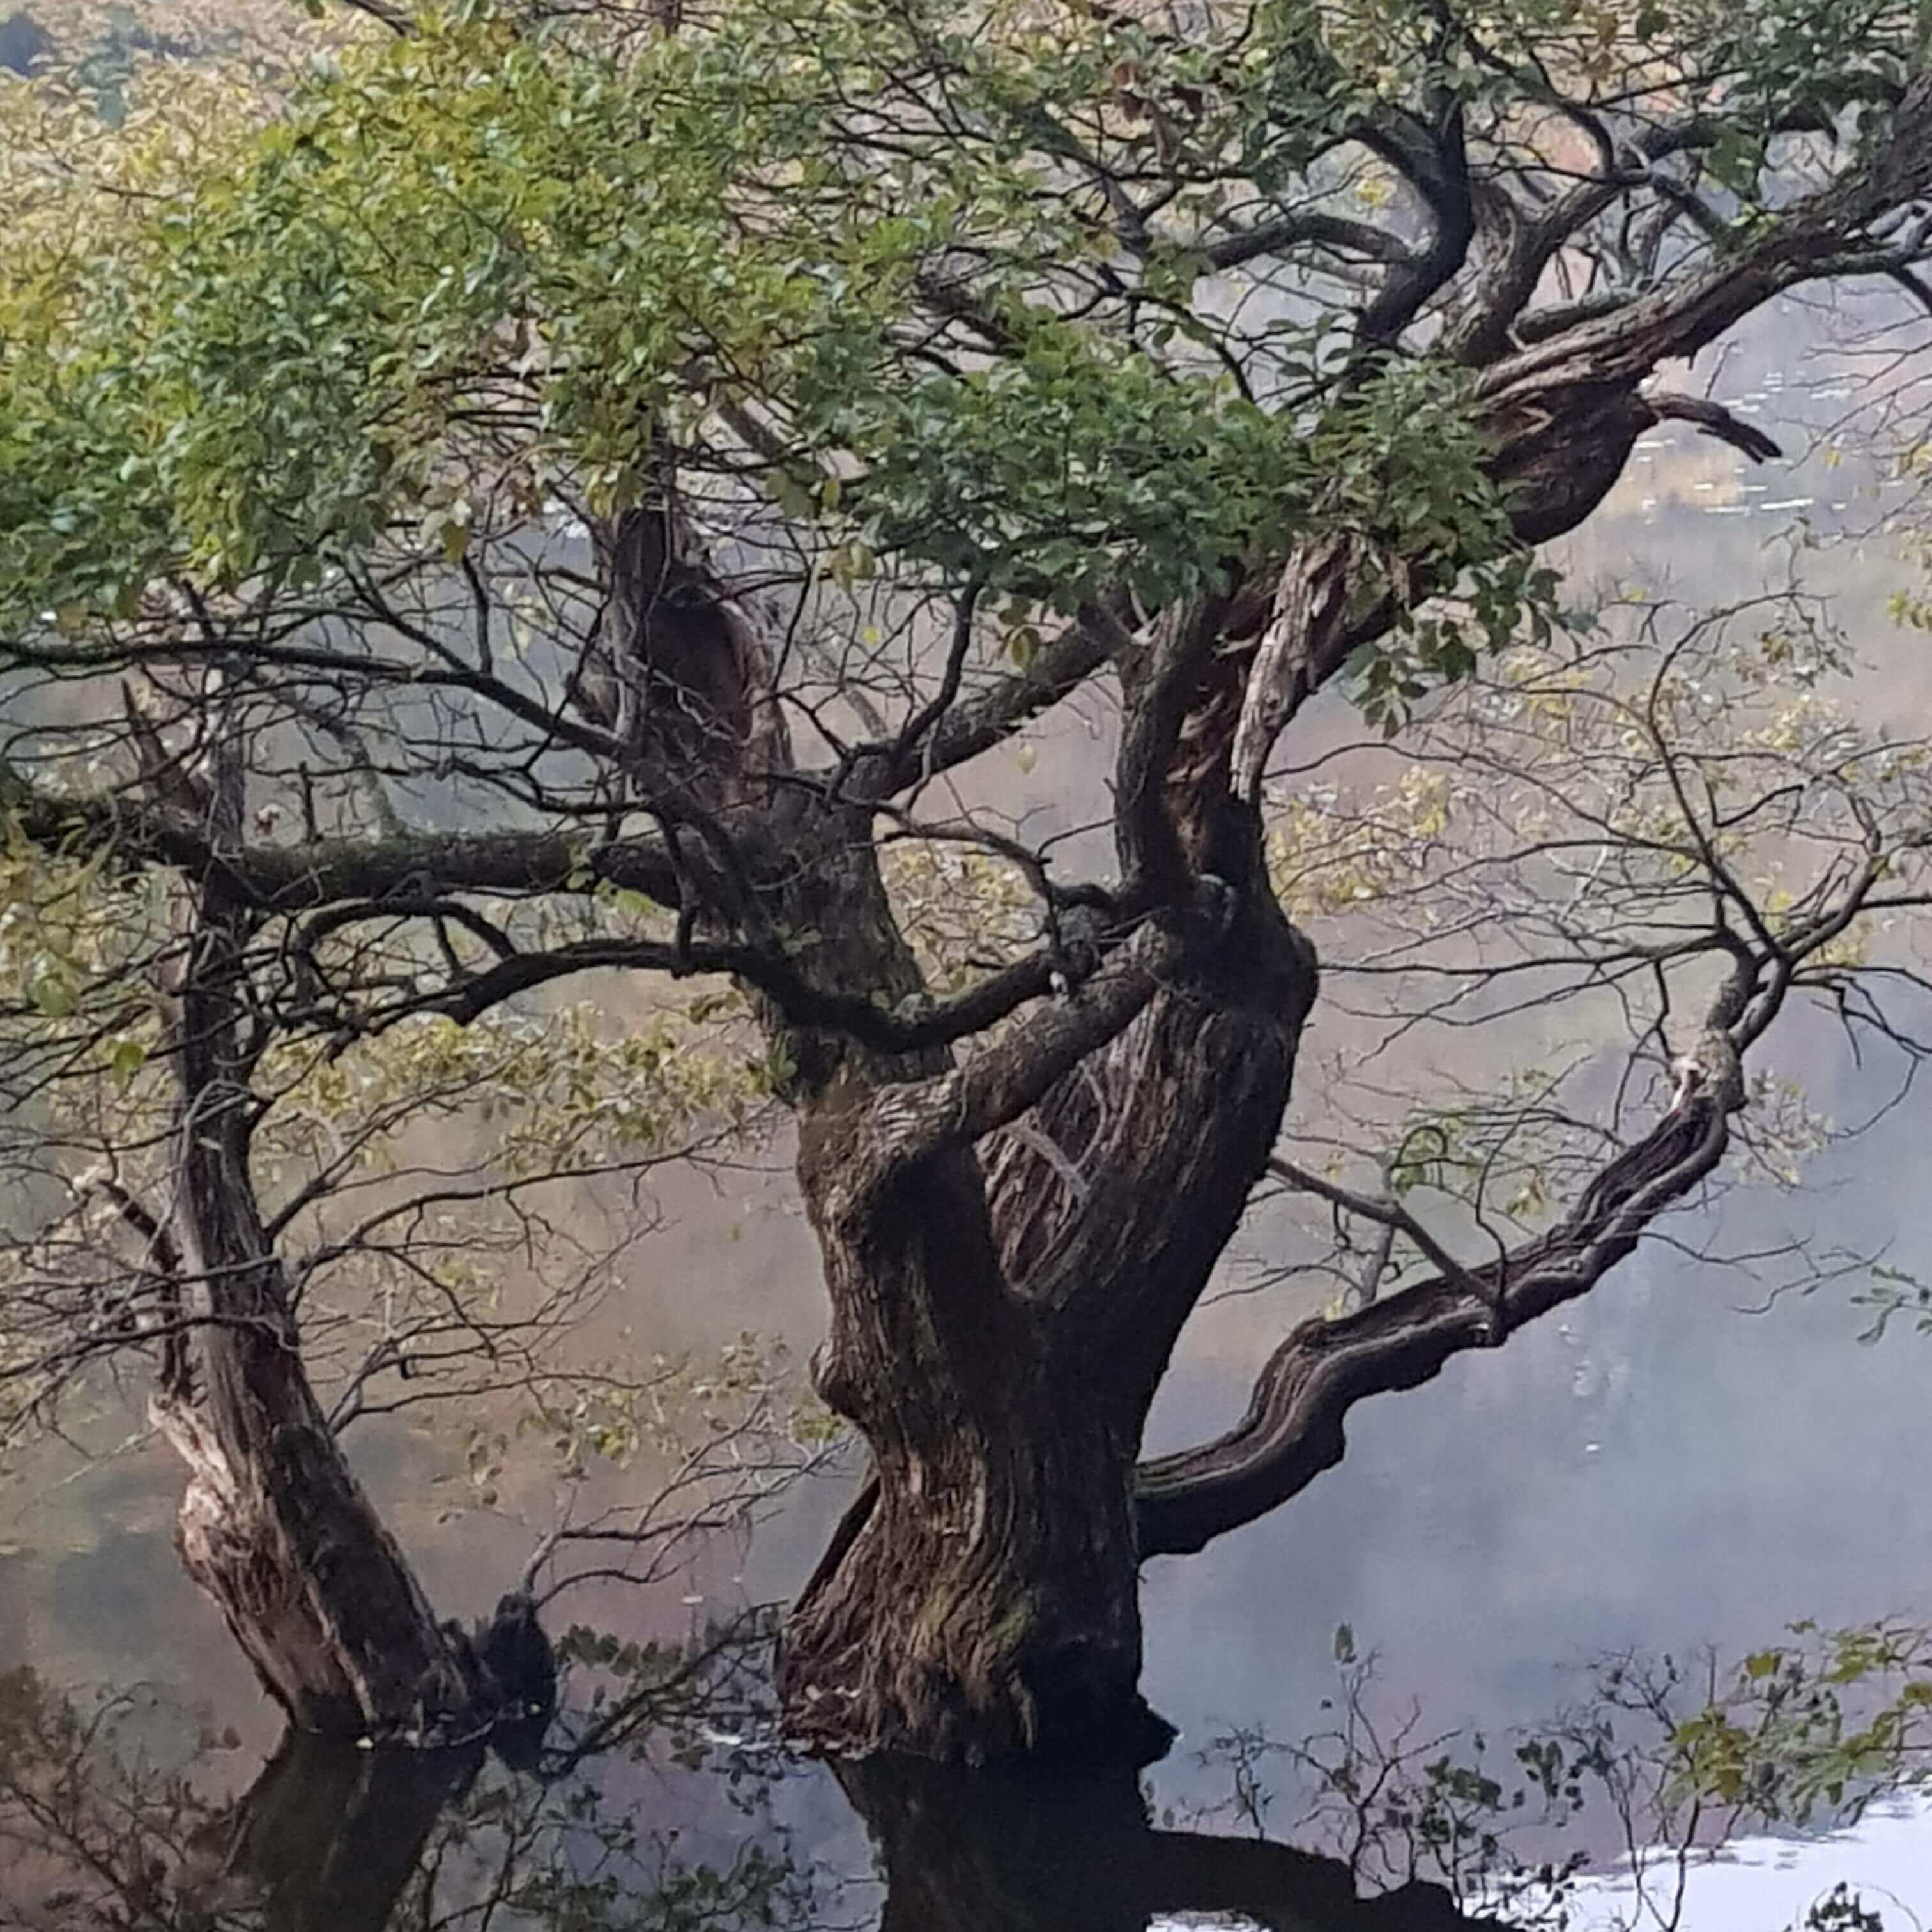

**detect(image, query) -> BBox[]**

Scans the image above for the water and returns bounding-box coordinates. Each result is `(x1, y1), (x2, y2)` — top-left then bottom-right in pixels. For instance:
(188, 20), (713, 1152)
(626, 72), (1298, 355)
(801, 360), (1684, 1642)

(1575, 1798), (1932, 1931)
(6, 306), (1932, 1926)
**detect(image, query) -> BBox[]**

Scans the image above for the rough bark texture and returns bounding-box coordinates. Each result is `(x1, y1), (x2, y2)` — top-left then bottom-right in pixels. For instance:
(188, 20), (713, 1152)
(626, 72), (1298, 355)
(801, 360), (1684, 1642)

(781, 1349), (1160, 1762)
(144, 781), (549, 1740)
(154, 1360), (473, 1739)
(778, 947), (1313, 1756)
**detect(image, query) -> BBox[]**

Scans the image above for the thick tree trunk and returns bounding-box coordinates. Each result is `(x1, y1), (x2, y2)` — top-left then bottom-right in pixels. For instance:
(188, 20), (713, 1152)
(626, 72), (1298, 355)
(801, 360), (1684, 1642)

(781, 1114), (1167, 1761)
(779, 919), (1312, 1760)
(763, 603), (1314, 1762)
(782, 1376), (1163, 1764)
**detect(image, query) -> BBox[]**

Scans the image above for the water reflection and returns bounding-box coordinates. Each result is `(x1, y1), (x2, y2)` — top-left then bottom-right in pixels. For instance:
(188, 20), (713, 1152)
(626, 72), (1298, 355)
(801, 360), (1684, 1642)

(0, 1637), (824, 1932)
(839, 1756), (1483, 1930)
(182, 1732), (477, 1932)
(6, 1621), (1929, 1932)
(0, 1669), (1489, 1932)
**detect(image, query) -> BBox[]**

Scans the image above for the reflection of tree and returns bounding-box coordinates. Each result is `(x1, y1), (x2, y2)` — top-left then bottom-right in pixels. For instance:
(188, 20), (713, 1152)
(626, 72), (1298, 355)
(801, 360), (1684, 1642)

(839, 1756), (1494, 1932)
(0, 1658), (1496, 1932)
(5, 1624), (1927, 1932)
(180, 1731), (480, 1932)
(0, 1648), (816, 1932)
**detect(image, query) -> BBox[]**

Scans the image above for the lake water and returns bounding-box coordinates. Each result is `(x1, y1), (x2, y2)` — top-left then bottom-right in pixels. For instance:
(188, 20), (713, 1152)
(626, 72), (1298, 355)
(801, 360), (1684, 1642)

(4, 302), (1932, 1928)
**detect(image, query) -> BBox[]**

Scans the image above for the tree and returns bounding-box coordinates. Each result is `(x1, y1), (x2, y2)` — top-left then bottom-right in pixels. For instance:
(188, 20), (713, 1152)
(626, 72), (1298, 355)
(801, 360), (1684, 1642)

(4, 0), (1932, 1762)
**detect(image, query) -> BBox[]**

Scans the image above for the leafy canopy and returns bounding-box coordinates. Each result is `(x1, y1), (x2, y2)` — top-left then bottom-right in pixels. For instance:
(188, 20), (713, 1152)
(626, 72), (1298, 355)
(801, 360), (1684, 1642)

(1, 0), (1538, 637)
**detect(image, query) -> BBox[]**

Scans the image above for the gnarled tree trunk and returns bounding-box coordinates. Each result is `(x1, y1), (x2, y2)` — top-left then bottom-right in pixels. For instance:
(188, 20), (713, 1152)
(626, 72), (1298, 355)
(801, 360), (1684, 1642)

(137, 733), (541, 1742)
(574, 509), (1325, 1761)
(781, 1347), (1156, 1763)
(775, 815), (1315, 1759)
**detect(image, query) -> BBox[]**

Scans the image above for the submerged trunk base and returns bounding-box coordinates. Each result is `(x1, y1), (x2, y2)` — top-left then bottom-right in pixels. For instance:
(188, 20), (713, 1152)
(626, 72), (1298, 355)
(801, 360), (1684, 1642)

(157, 1384), (555, 1748)
(838, 1754), (1492, 1931)
(781, 1636), (1177, 1768)
(780, 1478), (1173, 1767)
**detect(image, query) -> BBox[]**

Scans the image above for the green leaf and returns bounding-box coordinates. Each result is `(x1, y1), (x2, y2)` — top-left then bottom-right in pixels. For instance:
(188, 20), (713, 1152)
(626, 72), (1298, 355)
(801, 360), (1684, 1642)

(31, 976), (75, 1019)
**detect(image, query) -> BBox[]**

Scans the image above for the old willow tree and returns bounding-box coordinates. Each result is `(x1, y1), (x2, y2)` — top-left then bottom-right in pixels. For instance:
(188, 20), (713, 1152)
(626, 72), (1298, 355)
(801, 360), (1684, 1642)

(4, 0), (1932, 1760)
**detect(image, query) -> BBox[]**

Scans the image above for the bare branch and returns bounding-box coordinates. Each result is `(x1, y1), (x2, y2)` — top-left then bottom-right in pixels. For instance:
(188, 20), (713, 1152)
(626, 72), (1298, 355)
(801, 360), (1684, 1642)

(1137, 1008), (1749, 1558)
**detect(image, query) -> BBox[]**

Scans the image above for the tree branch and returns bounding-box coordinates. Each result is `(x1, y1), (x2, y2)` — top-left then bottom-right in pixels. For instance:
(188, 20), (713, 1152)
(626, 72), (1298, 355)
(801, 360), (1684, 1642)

(852, 618), (1113, 801)
(855, 883), (1236, 1175)
(0, 768), (681, 913)
(401, 930), (1070, 1052)
(1644, 392), (1782, 464)
(1478, 75), (1932, 398)
(1206, 211), (1412, 271)
(1135, 992), (1752, 1558)
(1266, 1156), (1487, 1303)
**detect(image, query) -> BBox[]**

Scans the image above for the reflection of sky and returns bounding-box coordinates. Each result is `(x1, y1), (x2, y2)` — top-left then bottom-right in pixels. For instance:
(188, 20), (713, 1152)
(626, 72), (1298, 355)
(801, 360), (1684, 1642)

(1572, 1795), (1932, 1930)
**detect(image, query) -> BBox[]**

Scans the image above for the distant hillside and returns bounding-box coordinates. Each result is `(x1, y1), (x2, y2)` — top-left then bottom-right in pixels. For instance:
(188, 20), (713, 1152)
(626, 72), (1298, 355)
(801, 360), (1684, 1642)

(1, 3), (353, 103)
(0, 4), (257, 120)
(0, 11), (49, 74)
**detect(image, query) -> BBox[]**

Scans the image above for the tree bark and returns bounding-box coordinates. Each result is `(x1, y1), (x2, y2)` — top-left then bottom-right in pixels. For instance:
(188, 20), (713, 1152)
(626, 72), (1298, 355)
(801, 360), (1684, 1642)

(149, 1117), (491, 1736)
(781, 1369), (1162, 1764)
(556, 507), (1330, 1761)
(778, 1041), (1165, 1761)
(153, 1352), (477, 1740)
(776, 636), (1316, 1763)
(144, 799), (540, 1741)
(779, 927), (1312, 1761)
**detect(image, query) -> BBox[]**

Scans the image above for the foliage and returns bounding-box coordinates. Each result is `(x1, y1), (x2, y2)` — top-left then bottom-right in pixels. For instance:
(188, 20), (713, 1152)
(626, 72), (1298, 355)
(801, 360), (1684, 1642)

(0, 0), (1685, 656)
(1186, 1620), (1932, 1928)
